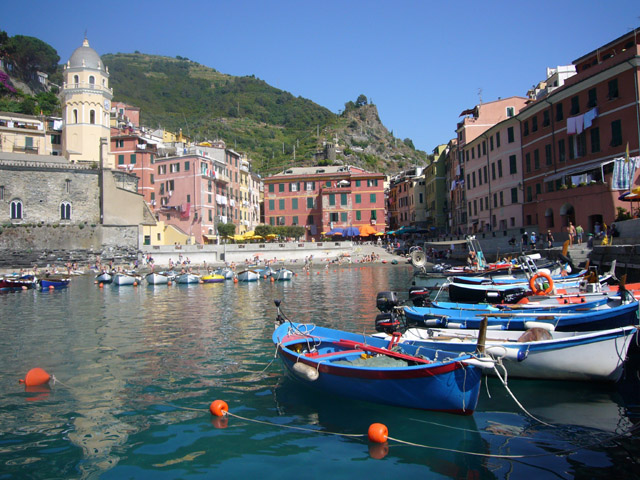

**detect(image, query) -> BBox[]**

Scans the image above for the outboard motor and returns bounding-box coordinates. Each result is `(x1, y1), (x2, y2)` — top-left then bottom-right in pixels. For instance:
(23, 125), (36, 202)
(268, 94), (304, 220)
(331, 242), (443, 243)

(376, 291), (399, 312)
(408, 286), (431, 307)
(374, 312), (401, 334)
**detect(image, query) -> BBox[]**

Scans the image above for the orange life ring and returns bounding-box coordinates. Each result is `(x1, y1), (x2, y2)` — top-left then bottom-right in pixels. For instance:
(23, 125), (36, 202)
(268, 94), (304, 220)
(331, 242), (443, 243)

(529, 272), (554, 295)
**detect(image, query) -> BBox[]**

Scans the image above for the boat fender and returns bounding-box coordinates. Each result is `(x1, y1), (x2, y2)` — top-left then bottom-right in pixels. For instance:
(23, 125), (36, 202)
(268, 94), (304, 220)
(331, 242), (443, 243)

(523, 321), (555, 332)
(422, 319), (444, 327)
(485, 346), (520, 360)
(463, 358), (495, 369)
(293, 362), (319, 381)
(516, 349), (529, 362)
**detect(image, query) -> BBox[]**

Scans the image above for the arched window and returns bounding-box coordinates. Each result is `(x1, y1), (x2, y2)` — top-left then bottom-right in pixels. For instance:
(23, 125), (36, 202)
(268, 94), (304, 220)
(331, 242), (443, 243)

(90, 110), (95, 124)
(73, 74), (79, 85)
(10, 200), (23, 219)
(60, 202), (72, 220)
(89, 75), (95, 85)
(73, 109), (78, 123)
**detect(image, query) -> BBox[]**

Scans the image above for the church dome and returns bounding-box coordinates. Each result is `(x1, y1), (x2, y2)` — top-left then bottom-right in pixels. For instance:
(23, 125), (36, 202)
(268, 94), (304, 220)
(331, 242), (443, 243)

(68, 38), (104, 71)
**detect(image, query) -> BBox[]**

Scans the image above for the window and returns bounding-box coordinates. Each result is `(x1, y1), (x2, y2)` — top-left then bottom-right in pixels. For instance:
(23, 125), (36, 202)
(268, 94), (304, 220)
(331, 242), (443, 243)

(491, 162), (496, 180)
(186, 194), (190, 203)
(340, 212), (347, 222)
(73, 109), (78, 123)
(329, 194), (335, 206)
(507, 126), (514, 143)
(325, 181), (332, 188)
(290, 182), (299, 192)
(279, 199), (285, 210)
(499, 191), (504, 206)
(472, 171), (476, 188)
(115, 139), (124, 148)
(306, 181), (315, 191)
(0, 186), (4, 200)
(60, 202), (71, 220)
(587, 88), (597, 108)
(506, 107), (515, 117)
(531, 116), (538, 133)
(511, 188), (518, 204)
(478, 170), (482, 186)
(279, 183), (285, 192)
(497, 159), (503, 177)
(184, 161), (190, 171)
(370, 210), (377, 220)
(534, 149), (540, 170)
(545, 144), (552, 165)
(330, 212), (338, 222)
(170, 162), (179, 172)
(483, 166), (488, 184)
(591, 127), (600, 153)
(270, 217), (275, 226)
(269, 199), (275, 211)
(130, 154), (136, 164)
(556, 103), (564, 121)
(356, 210), (361, 221)
(10, 200), (22, 219)
(577, 132), (587, 157)
(90, 110), (95, 124)
(558, 139), (566, 162)
(611, 119), (622, 146)
(569, 138), (575, 159)
(370, 193), (376, 203)
(89, 75), (95, 85)
(526, 186), (532, 202)
(355, 180), (361, 187)
(482, 142), (486, 155)
(543, 110), (550, 127)
(355, 194), (361, 204)
(608, 79), (619, 100)
(268, 184), (274, 193)
(490, 136), (494, 151)
(523, 120), (529, 136)
(493, 193), (497, 208)
(73, 74), (79, 84)
(496, 131), (501, 148)
(292, 198), (298, 210)
(570, 96), (580, 115)
(307, 197), (314, 209)
(525, 153), (531, 172)
(341, 193), (347, 205)
(118, 154), (124, 165)
(535, 183), (541, 195)
(209, 210), (213, 221)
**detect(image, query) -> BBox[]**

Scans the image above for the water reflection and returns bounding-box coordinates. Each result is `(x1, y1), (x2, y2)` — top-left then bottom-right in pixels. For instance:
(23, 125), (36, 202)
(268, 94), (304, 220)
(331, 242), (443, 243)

(0, 266), (637, 479)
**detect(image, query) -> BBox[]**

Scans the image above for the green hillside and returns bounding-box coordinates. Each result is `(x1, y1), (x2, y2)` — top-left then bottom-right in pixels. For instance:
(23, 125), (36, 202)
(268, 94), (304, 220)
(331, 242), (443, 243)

(102, 53), (428, 174)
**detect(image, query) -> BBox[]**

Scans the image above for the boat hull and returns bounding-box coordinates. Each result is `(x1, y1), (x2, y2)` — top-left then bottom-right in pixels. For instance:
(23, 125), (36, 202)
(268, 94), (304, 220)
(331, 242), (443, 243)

(237, 270), (259, 282)
(146, 273), (169, 285)
(175, 274), (200, 284)
(393, 326), (638, 382)
(273, 323), (484, 414)
(39, 278), (70, 289)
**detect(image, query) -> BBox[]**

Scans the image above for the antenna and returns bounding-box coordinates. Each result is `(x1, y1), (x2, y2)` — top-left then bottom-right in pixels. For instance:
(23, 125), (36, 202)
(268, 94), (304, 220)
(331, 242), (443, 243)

(478, 88), (483, 104)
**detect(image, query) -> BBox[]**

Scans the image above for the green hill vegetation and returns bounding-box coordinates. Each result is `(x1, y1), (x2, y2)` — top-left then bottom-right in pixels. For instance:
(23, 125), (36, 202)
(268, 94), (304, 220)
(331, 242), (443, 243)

(0, 30), (430, 174)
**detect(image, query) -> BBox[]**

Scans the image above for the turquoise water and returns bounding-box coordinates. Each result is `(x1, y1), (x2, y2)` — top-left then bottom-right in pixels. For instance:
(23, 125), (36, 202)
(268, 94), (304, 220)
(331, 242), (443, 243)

(1, 264), (638, 479)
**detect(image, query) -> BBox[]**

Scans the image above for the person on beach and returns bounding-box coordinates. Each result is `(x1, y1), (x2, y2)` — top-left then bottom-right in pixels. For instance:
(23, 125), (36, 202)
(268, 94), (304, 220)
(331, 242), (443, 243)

(546, 230), (554, 249)
(576, 225), (584, 244)
(567, 222), (576, 245)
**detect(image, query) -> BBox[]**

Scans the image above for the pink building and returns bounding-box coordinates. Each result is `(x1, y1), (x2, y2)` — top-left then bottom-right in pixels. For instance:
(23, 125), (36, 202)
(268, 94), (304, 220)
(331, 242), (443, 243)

(519, 29), (640, 235)
(263, 165), (386, 239)
(111, 126), (158, 205)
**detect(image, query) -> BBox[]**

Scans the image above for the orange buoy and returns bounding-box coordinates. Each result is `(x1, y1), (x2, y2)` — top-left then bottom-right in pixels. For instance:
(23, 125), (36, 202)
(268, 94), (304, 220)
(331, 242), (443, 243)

(133, 281), (138, 286)
(99, 283), (104, 288)
(233, 278), (238, 283)
(368, 423), (388, 443)
(209, 400), (228, 417)
(168, 280), (172, 285)
(19, 368), (51, 387)
(270, 277), (275, 283)
(517, 297), (530, 304)
(49, 285), (54, 290)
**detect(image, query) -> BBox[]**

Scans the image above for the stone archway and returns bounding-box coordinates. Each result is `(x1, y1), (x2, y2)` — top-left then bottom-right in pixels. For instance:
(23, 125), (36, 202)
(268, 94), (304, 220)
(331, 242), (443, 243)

(559, 203), (575, 227)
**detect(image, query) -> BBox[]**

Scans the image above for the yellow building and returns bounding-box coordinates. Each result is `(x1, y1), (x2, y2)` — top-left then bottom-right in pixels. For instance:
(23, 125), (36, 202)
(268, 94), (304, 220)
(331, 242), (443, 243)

(0, 112), (61, 155)
(62, 37), (114, 168)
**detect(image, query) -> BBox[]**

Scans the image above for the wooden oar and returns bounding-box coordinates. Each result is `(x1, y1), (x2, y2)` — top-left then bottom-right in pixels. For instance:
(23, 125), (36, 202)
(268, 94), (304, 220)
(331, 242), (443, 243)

(335, 339), (432, 364)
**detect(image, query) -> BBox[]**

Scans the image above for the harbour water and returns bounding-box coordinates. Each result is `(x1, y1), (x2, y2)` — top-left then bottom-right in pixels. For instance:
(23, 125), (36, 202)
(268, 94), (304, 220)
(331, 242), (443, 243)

(1, 264), (639, 479)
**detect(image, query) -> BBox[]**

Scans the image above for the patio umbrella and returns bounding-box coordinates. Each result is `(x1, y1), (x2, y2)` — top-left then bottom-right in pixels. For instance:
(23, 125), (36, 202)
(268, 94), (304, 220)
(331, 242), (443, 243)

(343, 226), (360, 237)
(359, 225), (377, 236)
(325, 227), (344, 236)
(244, 231), (256, 237)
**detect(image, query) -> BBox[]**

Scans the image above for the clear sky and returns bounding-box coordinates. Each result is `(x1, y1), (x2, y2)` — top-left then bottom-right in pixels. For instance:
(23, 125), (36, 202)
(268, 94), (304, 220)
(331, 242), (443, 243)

(3, 1), (639, 153)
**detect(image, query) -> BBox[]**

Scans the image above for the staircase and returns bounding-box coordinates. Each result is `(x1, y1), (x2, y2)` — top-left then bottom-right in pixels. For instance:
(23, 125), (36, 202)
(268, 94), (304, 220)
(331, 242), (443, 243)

(566, 243), (591, 269)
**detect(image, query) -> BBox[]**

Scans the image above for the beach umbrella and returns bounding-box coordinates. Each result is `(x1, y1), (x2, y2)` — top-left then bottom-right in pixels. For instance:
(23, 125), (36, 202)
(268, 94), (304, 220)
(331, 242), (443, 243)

(343, 226), (360, 237)
(359, 225), (377, 236)
(325, 227), (345, 236)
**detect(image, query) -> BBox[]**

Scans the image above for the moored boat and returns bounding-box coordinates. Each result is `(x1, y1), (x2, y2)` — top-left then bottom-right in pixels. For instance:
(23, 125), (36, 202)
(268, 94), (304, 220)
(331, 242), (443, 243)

(213, 267), (234, 280)
(175, 273), (201, 284)
(39, 277), (71, 289)
(113, 272), (142, 286)
(145, 272), (174, 285)
(272, 309), (492, 414)
(273, 268), (294, 281)
(0, 275), (38, 290)
(95, 271), (113, 284)
(237, 270), (259, 282)
(201, 273), (225, 283)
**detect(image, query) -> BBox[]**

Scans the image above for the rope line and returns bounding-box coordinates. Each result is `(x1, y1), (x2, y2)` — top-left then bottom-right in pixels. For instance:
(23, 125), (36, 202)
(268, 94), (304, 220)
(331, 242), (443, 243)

(492, 365), (552, 427)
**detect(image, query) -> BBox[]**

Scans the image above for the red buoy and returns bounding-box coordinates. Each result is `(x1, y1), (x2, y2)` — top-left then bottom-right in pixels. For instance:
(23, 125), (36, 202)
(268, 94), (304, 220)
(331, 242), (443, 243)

(19, 368), (51, 387)
(368, 423), (388, 443)
(209, 400), (228, 417)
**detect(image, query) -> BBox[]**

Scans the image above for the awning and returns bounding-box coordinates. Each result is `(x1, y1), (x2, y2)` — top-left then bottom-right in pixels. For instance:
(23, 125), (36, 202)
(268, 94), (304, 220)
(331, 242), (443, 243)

(203, 235), (217, 241)
(425, 239), (469, 246)
(359, 225), (378, 236)
(544, 159), (614, 182)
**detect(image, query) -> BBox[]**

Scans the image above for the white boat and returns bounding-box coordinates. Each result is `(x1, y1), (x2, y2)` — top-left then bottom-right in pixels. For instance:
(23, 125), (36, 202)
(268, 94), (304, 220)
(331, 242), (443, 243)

(385, 325), (638, 382)
(113, 272), (141, 286)
(95, 271), (113, 284)
(273, 268), (294, 281)
(213, 267), (234, 280)
(175, 273), (201, 284)
(145, 272), (173, 285)
(237, 270), (259, 282)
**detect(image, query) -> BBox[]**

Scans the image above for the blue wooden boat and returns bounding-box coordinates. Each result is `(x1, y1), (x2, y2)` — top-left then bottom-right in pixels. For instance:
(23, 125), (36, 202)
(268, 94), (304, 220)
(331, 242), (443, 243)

(273, 310), (493, 414)
(403, 295), (639, 332)
(39, 277), (71, 289)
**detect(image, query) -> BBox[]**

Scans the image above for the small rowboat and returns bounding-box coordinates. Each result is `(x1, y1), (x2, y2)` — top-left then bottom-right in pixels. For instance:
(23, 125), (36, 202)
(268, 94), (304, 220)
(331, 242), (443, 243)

(0, 275), (37, 290)
(145, 272), (174, 285)
(175, 273), (201, 284)
(237, 270), (259, 282)
(39, 277), (71, 289)
(95, 271), (113, 284)
(272, 302), (493, 414)
(213, 267), (234, 280)
(113, 272), (142, 286)
(201, 274), (225, 283)
(273, 268), (294, 281)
